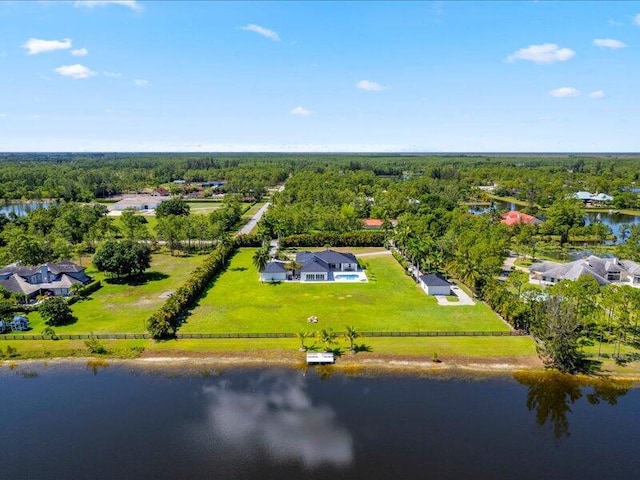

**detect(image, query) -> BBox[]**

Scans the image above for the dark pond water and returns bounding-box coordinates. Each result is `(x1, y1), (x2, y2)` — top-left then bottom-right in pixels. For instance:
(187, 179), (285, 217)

(0, 201), (49, 217)
(1, 365), (638, 480)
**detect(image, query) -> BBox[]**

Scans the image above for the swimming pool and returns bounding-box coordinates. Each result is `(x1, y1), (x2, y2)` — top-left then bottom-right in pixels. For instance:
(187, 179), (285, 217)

(334, 273), (367, 281)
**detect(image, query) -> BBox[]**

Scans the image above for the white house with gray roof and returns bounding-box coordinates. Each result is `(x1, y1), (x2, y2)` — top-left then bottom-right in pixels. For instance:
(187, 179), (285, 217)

(260, 249), (366, 283)
(0, 260), (92, 302)
(529, 255), (640, 287)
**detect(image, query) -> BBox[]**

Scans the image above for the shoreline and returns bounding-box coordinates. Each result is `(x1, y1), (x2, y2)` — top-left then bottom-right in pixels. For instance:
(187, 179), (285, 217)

(2, 351), (639, 384)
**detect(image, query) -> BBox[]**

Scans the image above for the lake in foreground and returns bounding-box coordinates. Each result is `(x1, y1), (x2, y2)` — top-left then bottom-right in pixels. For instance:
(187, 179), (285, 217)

(1, 364), (638, 480)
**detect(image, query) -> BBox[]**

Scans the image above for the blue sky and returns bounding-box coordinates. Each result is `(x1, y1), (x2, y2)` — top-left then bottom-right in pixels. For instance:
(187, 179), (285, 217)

(0, 1), (639, 152)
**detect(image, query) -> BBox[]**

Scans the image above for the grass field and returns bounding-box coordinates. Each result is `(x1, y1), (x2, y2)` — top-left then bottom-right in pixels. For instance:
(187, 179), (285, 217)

(0, 336), (537, 361)
(25, 253), (206, 334)
(182, 248), (511, 334)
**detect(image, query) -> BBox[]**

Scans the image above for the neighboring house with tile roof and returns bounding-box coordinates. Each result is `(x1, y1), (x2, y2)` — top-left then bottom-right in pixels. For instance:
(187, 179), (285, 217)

(0, 260), (92, 302)
(500, 210), (541, 227)
(529, 255), (640, 287)
(259, 249), (366, 282)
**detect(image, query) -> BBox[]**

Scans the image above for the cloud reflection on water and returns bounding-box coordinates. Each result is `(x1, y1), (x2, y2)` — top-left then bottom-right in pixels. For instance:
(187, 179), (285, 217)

(200, 371), (353, 469)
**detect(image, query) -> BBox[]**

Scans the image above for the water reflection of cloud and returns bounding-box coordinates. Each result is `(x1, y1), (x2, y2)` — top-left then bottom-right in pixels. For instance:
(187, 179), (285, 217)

(201, 371), (353, 469)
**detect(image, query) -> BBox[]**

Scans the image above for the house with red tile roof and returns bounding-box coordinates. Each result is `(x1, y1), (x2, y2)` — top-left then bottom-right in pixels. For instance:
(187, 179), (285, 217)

(500, 210), (541, 226)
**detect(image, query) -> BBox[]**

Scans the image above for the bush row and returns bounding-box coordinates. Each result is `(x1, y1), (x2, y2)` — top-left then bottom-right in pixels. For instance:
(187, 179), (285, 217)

(392, 250), (410, 272)
(280, 231), (386, 248)
(146, 242), (237, 339)
(234, 234), (263, 247)
(67, 281), (102, 305)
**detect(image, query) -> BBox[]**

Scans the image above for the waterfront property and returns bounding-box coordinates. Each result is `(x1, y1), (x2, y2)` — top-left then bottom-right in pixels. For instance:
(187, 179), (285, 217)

(260, 249), (367, 283)
(500, 210), (541, 226)
(0, 260), (92, 302)
(529, 255), (640, 287)
(185, 248), (510, 333)
(573, 191), (614, 206)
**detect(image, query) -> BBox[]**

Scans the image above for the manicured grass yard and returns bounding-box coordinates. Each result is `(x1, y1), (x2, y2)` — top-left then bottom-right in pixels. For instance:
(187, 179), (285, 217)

(26, 253), (206, 334)
(183, 248), (511, 333)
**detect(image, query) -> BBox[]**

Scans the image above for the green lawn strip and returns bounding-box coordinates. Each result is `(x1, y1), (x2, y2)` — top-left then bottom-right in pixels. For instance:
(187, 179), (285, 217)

(111, 214), (158, 233)
(148, 336), (537, 357)
(365, 336), (538, 357)
(183, 248), (509, 334)
(0, 339), (146, 360)
(484, 193), (535, 208)
(0, 336), (536, 360)
(185, 201), (223, 214)
(26, 254), (206, 334)
(241, 202), (266, 219)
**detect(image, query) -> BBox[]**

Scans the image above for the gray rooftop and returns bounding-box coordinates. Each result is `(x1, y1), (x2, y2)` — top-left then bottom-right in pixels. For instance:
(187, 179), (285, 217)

(419, 273), (452, 287)
(262, 261), (288, 273)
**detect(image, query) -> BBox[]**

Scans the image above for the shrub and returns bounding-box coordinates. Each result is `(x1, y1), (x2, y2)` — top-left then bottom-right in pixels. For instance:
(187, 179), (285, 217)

(84, 334), (107, 354)
(39, 297), (77, 326)
(147, 242), (237, 339)
(280, 231), (386, 248)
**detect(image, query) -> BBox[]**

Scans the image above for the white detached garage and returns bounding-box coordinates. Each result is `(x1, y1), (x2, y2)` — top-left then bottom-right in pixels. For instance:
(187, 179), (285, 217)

(419, 273), (452, 296)
(260, 261), (288, 282)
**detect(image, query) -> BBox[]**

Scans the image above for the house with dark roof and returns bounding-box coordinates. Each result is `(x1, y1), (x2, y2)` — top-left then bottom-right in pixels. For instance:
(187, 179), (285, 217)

(259, 260), (288, 282)
(259, 249), (366, 283)
(419, 273), (453, 296)
(0, 260), (92, 302)
(529, 255), (640, 287)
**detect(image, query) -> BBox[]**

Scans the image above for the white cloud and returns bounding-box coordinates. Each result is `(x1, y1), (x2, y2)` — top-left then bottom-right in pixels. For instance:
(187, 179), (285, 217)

(593, 38), (627, 49)
(23, 38), (72, 55)
(71, 48), (88, 56)
(74, 1), (142, 11)
(103, 71), (122, 78)
(550, 87), (581, 98)
(588, 90), (605, 99)
(241, 24), (280, 41)
(198, 374), (353, 469)
(356, 80), (385, 92)
(133, 78), (149, 87)
(289, 106), (312, 116)
(0, 113), (8, 118)
(507, 43), (575, 63)
(54, 64), (96, 79)
(635, 14), (640, 26)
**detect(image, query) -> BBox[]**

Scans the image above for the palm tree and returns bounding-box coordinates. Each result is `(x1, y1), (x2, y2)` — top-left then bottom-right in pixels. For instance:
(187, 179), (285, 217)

(344, 326), (359, 353)
(318, 328), (338, 352)
(252, 248), (270, 272)
(295, 331), (313, 352)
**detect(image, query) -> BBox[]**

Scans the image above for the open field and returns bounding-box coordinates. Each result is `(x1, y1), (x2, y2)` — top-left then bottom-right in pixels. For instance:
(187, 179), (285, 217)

(182, 248), (511, 334)
(25, 253), (206, 334)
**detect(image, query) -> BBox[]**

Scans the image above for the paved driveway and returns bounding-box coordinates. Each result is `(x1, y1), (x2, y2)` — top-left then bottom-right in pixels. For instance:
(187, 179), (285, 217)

(435, 285), (475, 306)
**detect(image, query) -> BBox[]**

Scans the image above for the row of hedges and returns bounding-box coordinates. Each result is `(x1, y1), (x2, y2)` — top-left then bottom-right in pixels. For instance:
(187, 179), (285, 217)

(392, 250), (410, 272)
(280, 231), (386, 248)
(67, 281), (102, 305)
(146, 242), (237, 339)
(234, 234), (263, 247)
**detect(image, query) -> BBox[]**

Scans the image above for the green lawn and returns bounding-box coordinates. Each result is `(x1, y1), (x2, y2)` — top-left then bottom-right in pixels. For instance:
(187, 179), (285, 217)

(0, 336), (537, 360)
(183, 248), (511, 334)
(241, 202), (265, 219)
(26, 253), (206, 334)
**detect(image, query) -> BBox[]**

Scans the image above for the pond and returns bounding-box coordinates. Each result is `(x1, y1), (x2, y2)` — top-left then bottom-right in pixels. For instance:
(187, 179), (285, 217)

(0, 364), (638, 479)
(0, 201), (49, 217)
(470, 200), (640, 244)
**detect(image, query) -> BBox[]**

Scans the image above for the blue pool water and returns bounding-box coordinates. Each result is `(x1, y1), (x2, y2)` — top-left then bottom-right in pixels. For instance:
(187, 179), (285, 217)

(335, 274), (360, 280)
